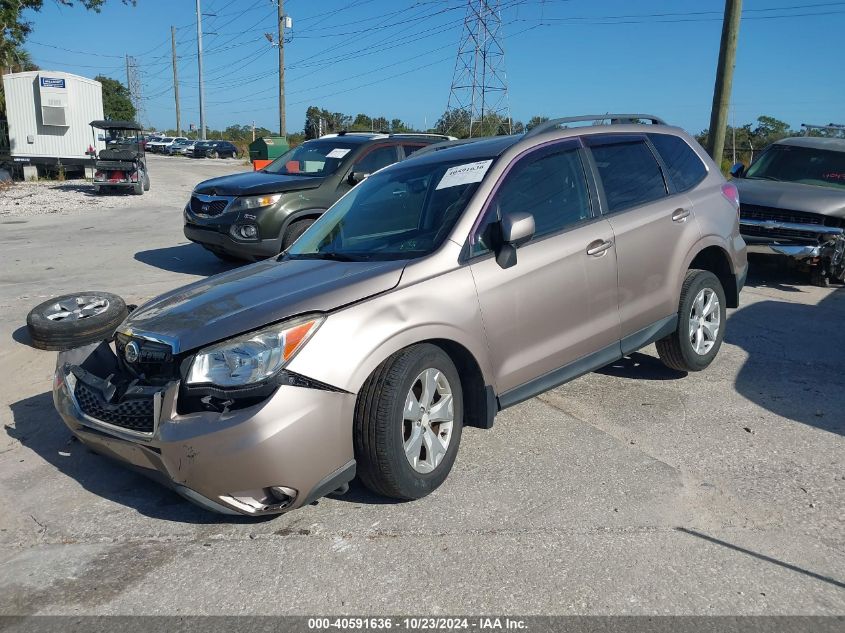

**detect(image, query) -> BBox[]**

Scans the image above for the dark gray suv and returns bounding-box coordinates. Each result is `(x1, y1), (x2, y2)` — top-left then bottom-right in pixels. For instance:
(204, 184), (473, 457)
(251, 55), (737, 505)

(184, 132), (452, 261)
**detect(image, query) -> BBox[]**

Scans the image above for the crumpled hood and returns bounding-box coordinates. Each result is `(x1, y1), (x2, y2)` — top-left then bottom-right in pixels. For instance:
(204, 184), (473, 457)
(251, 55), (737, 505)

(193, 171), (325, 197)
(735, 179), (845, 218)
(121, 258), (406, 353)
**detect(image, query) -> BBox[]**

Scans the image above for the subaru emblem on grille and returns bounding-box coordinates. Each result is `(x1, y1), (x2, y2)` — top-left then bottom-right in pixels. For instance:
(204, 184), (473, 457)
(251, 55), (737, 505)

(125, 341), (140, 363)
(202, 204), (210, 212)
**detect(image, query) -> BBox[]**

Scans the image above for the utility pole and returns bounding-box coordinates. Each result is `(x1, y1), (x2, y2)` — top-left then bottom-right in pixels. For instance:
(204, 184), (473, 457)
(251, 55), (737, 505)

(706, 0), (742, 163)
(171, 26), (181, 136)
(277, 0), (286, 138)
(196, 0), (207, 140)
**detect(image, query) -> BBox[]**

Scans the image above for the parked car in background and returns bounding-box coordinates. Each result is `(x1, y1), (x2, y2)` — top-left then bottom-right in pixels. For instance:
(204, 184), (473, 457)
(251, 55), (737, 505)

(163, 138), (191, 155)
(184, 132), (453, 260)
(178, 140), (197, 156)
(146, 136), (174, 153)
(55, 114), (746, 516)
(732, 137), (845, 286)
(191, 140), (239, 159)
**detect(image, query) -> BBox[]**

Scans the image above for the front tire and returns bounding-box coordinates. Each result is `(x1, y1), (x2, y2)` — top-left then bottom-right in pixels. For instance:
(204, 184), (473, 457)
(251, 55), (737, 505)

(354, 344), (463, 500)
(281, 219), (314, 250)
(656, 269), (726, 372)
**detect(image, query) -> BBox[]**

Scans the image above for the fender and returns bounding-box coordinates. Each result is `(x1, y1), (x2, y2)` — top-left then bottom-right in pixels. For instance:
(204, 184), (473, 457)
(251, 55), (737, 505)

(680, 233), (743, 307)
(287, 265), (496, 397)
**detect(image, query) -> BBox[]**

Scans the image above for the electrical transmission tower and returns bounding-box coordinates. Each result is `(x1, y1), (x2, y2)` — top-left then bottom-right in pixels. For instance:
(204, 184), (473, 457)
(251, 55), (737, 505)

(446, 0), (511, 137)
(124, 55), (145, 126)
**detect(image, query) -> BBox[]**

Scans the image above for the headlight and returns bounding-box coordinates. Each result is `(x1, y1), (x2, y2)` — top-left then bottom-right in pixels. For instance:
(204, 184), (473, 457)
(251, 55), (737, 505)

(229, 193), (282, 212)
(186, 315), (323, 387)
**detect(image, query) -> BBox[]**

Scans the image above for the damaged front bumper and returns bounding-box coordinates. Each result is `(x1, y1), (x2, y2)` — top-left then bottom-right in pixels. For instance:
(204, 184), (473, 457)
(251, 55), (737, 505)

(740, 218), (845, 279)
(52, 341), (356, 516)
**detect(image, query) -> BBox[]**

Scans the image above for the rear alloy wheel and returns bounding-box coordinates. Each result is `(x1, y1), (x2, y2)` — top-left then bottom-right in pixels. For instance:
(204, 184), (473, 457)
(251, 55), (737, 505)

(354, 344), (463, 500)
(656, 269), (727, 372)
(26, 291), (128, 351)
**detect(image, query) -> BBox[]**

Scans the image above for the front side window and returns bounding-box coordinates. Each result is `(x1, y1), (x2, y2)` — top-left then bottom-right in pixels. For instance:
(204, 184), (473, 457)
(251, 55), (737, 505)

(745, 144), (845, 190)
(470, 146), (592, 256)
(353, 145), (398, 175)
(287, 156), (497, 261)
(264, 140), (359, 177)
(647, 133), (708, 192)
(589, 138), (668, 212)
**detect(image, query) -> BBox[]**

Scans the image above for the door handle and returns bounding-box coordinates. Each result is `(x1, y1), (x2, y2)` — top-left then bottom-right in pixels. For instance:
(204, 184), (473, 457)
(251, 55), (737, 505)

(586, 239), (614, 257)
(672, 208), (691, 222)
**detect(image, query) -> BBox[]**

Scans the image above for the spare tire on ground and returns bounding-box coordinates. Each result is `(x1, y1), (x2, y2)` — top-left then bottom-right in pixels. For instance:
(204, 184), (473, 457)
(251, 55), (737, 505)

(26, 292), (128, 351)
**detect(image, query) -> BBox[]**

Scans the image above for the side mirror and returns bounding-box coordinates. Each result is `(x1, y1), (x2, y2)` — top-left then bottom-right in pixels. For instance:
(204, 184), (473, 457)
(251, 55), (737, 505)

(348, 171), (370, 186)
(729, 162), (745, 178)
(496, 212), (535, 269)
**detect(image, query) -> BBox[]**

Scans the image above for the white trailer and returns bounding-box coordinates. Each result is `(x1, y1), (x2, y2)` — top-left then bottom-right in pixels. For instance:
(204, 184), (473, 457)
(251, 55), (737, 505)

(1, 71), (105, 177)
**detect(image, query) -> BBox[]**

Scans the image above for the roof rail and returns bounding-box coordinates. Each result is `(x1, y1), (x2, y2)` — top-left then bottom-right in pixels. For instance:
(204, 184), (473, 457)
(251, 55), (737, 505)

(524, 114), (667, 139)
(407, 137), (487, 159)
(389, 133), (457, 141)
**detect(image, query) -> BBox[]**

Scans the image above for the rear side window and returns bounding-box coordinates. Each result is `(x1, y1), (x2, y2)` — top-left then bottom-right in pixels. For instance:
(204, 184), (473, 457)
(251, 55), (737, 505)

(648, 133), (708, 192)
(354, 146), (398, 174)
(589, 139), (668, 212)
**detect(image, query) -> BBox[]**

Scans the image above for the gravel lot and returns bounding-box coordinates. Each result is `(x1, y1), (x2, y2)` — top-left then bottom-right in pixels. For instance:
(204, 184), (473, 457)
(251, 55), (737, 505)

(0, 155), (842, 616)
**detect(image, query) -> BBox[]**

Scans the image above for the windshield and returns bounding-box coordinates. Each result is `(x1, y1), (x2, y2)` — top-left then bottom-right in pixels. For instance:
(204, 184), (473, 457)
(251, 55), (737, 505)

(745, 144), (845, 189)
(287, 156), (496, 261)
(264, 140), (358, 177)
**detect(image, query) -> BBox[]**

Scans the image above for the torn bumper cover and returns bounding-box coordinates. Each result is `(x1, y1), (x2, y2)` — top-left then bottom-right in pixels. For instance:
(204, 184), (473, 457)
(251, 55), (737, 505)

(52, 341), (356, 516)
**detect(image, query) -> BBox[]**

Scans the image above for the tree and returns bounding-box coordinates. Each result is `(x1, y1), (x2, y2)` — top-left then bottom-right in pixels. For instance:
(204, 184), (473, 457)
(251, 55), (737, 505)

(525, 115), (549, 132)
(95, 75), (135, 121)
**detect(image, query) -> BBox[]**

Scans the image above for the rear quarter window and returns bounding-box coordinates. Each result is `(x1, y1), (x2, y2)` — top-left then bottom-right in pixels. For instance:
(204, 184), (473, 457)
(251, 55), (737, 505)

(647, 133), (708, 192)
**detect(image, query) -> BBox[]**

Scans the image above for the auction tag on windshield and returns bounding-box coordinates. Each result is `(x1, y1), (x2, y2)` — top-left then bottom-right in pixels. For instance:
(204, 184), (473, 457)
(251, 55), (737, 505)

(436, 159), (493, 190)
(326, 148), (351, 159)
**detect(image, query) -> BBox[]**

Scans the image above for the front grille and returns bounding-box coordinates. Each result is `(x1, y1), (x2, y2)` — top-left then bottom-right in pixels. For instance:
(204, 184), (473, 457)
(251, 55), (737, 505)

(189, 196), (229, 216)
(741, 224), (823, 242)
(739, 204), (843, 228)
(74, 381), (154, 433)
(739, 204), (844, 244)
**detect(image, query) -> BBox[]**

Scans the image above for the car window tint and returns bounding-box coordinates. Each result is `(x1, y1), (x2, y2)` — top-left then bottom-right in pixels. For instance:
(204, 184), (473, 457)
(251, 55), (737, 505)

(590, 140), (668, 212)
(471, 147), (591, 256)
(648, 133), (707, 191)
(354, 146), (397, 174)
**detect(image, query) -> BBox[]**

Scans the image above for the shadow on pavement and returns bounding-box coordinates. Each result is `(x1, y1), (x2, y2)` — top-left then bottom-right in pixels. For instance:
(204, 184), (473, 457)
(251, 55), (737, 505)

(6, 391), (268, 524)
(134, 242), (241, 275)
(596, 352), (687, 381)
(726, 280), (844, 436)
(678, 527), (845, 589)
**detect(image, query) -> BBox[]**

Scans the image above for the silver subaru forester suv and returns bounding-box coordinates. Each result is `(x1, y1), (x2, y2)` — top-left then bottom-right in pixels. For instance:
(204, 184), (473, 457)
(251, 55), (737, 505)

(53, 114), (748, 515)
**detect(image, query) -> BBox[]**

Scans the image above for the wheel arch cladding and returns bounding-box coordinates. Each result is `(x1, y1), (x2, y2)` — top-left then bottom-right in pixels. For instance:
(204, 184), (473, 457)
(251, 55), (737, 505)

(689, 245), (738, 308)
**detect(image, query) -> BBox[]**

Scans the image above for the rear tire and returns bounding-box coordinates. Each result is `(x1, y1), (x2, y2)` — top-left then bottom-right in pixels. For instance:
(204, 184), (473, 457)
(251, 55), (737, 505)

(355, 344), (463, 500)
(210, 150), (219, 159)
(281, 219), (315, 250)
(656, 269), (726, 372)
(143, 171), (150, 191)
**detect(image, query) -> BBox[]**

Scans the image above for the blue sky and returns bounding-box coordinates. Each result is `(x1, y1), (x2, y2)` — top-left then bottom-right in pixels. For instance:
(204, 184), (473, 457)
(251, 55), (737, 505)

(22, 0), (845, 135)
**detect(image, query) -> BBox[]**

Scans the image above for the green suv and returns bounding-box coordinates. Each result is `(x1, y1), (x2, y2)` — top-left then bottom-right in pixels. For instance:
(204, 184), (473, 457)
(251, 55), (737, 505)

(184, 132), (452, 261)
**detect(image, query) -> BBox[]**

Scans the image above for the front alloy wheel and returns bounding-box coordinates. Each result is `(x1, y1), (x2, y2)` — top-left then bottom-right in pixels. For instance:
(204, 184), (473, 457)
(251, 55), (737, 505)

(403, 368), (455, 473)
(355, 344), (463, 500)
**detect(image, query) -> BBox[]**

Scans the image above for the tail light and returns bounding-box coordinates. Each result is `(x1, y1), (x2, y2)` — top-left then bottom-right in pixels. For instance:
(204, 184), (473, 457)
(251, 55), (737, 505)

(130, 172), (139, 182)
(94, 170), (105, 180)
(721, 182), (740, 217)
